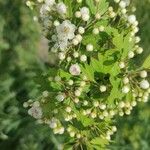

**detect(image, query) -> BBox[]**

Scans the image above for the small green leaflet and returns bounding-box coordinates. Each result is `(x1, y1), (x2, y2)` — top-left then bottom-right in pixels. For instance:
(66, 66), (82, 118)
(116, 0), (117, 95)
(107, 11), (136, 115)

(90, 137), (109, 149)
(81, 64), (95, 82)
(64, 0), (72, 18)
(107, 76), (124, 105)
(86, 0), (96, 14)
(82, 34), (99, 49)
(142, 55), (150, 69)
(76, 111), (95, 127)
(97, 0), (109, 15)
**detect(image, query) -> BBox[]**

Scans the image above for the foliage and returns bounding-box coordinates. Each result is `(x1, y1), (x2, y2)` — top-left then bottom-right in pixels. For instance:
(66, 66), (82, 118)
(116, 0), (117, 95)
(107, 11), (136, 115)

(111, 0), (150, 149)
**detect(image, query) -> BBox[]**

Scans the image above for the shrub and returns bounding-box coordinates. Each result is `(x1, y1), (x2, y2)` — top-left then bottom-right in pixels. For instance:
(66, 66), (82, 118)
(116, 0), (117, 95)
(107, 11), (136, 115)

(25, 0), (150, 149)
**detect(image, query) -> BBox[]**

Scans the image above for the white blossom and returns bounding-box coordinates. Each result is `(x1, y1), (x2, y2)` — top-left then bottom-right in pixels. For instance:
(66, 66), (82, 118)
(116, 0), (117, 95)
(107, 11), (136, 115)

(45, 0), (55, 6)
(69, 64), (81, 76)
(56, 2), (67, 14)
(56, 20), (76, 40)
(140, 80), (150, 89)
(28, 102), (42, 119)
(128, 15), (136, 24)
(49, 118), (57, 129)
(80, 7), (89, 15)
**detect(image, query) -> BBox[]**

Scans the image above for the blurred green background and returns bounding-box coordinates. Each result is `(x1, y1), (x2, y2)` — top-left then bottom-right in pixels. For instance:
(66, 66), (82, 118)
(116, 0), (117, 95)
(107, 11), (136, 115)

(0, 0), (150, 150)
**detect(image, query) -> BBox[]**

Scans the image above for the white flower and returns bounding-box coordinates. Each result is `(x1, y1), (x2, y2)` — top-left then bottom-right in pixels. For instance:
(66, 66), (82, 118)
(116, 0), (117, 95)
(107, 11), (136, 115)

(119, 1), (126, 8)
(140, 80), (150, 89)
(58, 127), (65, 134)
(28, 103), (42, 119)
(40, 0), (55, 17)
(122, 0), (130, 6)
(49, 118), (57, 129)
(69, 64), (81, 76)
(56, 2), (67, 14)
(56, 20), (76, 41)
(82, 14), (90, 21)
(128, 15), (136, 24)
(40, 4), (50, 16)
(80, 7), (89, 15)
(58, 39), (68, 51)
(80, 7), (90, 21)
(45, 0), (55, 6)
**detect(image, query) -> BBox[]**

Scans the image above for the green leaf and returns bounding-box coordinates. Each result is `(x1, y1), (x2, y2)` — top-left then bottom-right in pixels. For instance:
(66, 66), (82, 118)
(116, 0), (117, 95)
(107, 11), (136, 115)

(77, 112), (94, 127)
(82, 34), (99, 49)
(81, 64), (95, 82)
(86, 0), (96, 14)
(122, 33), (135, 59)
(59, 69), (71, 79)
(64, 0), (73, 18)
(91, 58), (102, 72)
(90, 137), (109, 149)
(98, 0), (109, 14)
(142, 55), (150, 69)
(107, 76), (124, 105)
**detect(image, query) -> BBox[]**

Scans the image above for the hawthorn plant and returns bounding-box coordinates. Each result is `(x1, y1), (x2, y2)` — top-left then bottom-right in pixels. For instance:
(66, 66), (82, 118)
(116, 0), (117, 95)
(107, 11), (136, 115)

(25, 0), (150, 149)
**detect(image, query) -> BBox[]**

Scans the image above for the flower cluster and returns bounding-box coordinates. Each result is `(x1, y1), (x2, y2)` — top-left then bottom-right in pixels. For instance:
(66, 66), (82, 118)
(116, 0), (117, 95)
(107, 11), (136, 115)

(25, 0), (150, 149)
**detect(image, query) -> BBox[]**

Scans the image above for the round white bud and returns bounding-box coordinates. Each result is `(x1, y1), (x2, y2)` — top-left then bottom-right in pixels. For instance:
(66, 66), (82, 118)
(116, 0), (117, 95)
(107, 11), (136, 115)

(75, 11), (81, 18)
(119, 62), (125, 69)
(119, 1), (126, 8)
(128, 15), (136, 24)
(66, 107), (72, 113)
(54, 20), (60, 26)
(93, 28), (99, 35)
(68, 80), (74, 85)
(86, 44), (94, 51)
(58, 52), (65, 60)
(118, 101), (125, 108)
(128, 51), (135, 59)
(136, 47), (143, 54)
(80, 55), (87, 62)
(99, 104), (106, 110)
(99, 26), (105, 32)
(75, 90), (81, 97)
(82, 14), (90, 21)
(100, 85), (107, 92)
(73, 38), (79, 45)
(73, 52), (79, 58)
(123, 77), (129, 84)
(93, 101), (99, 107)
(56, 93), (65, 102)
(74, 98), (79, 103)
(140, 70), (147, 78)
(78, 26), (85, 34)
(122, 86), (130, 93)
(76, 34), (82, 42)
